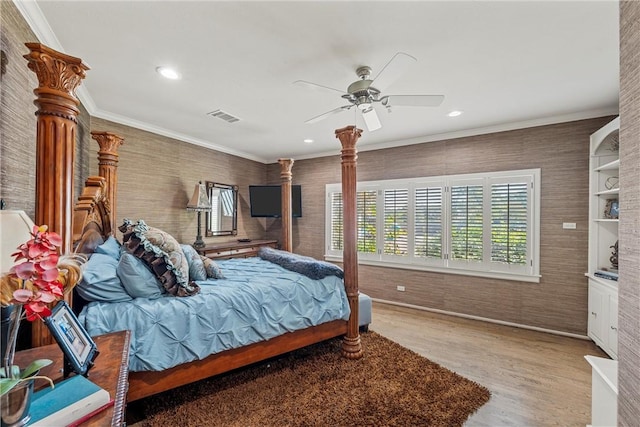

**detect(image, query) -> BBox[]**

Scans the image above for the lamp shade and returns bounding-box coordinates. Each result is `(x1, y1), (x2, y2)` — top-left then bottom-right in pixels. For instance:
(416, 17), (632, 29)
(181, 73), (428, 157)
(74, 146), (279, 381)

(186, 182), (211, 211)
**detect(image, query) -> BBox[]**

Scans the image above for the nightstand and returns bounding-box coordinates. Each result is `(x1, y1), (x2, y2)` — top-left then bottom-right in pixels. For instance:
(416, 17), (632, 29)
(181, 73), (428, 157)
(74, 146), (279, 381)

(14, 330), (131, 426)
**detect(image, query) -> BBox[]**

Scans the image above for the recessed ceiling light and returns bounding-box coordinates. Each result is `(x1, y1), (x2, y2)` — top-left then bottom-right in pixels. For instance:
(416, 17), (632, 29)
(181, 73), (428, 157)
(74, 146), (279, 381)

(156, 66), (181, 80)
(447, 110), (463, 117)
(303, 139), (314, 144)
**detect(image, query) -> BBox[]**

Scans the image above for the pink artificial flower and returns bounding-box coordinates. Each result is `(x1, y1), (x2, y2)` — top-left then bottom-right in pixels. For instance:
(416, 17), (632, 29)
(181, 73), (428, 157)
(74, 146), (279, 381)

(5, 224), (68, 322)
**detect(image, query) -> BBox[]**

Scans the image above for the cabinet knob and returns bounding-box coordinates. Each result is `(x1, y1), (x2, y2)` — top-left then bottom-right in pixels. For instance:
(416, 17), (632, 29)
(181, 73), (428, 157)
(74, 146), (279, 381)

(611, 326), (617, 331)
(591, 312), (597, 316)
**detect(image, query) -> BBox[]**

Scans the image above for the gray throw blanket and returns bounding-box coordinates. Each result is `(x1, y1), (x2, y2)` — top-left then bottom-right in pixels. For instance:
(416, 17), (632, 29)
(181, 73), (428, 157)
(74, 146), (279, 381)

(257, 247), (344, 280)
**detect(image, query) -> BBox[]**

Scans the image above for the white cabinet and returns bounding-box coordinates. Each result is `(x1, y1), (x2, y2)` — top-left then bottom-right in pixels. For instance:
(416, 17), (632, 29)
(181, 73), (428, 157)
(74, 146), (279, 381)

(588, 279), (618, 359)
(587, 117), (619, 360)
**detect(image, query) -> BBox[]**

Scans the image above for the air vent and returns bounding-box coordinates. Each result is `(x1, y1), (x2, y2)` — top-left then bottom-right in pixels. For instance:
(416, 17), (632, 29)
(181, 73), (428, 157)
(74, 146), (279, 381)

(207, 109), (240, 123)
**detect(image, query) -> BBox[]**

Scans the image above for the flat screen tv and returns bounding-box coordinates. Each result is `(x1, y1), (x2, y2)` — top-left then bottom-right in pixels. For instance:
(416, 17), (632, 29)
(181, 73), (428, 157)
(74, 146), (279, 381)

(249, 185), (302, 218)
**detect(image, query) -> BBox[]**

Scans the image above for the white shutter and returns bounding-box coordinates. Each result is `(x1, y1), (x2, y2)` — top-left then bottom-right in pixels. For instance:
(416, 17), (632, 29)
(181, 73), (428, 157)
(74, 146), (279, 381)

(450, 182), (484, 263)
(489, 175), (533, 275)
(357, 190), (378, 256)
(413, 186), (444, 263)
(329, 192), (343, 252)
(382, 188), (409, 258)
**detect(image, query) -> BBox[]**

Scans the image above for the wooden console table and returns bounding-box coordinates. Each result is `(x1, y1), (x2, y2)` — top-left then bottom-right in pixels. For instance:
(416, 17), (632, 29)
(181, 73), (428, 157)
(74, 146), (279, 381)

(196, 239), (278, 260)
(14, 330), (130, 427)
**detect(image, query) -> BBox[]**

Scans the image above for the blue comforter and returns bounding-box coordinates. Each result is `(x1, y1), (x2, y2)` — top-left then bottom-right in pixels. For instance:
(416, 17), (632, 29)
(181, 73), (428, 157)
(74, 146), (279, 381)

(79, 257), (350, 372)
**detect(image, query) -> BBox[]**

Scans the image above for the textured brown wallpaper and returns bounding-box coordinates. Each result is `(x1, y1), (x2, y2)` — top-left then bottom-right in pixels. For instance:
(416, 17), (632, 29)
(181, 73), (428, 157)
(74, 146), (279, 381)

(269, 118), (615, 335)
(89, 118), (268, 245)
(618, 2), (640, 425)
(0, 1), (90, 219)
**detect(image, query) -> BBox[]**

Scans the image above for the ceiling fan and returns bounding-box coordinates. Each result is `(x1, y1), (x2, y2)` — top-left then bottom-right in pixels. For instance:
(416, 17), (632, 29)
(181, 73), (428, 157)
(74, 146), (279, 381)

(295, 52), (444, 132)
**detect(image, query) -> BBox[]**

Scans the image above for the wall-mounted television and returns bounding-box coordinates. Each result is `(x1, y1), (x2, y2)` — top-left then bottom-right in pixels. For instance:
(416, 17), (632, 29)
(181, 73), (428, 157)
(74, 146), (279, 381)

(249, 185), (302, 218)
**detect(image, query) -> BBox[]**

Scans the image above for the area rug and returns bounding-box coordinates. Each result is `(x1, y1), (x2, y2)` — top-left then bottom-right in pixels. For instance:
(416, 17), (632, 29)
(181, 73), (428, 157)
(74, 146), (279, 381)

(131, 331), (490, 426)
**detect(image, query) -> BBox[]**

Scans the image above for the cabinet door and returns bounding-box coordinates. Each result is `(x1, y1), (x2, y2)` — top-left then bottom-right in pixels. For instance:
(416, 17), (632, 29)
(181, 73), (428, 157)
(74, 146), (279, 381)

(588, 283), (607, 348)
(608, 295), (618, 359)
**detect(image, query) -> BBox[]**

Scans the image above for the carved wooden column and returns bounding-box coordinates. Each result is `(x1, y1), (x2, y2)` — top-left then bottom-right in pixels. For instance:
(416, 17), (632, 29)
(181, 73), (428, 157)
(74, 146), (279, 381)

(278, 158), (294, 252)
(24, 43), (89, 347)
(24, 43), (89, 253)
(335, 126), (363, 359)
(91, 131), (124, 234)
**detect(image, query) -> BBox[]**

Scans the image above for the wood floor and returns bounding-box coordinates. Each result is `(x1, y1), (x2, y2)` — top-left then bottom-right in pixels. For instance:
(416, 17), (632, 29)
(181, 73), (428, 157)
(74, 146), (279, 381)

(369, 301), (609, 427)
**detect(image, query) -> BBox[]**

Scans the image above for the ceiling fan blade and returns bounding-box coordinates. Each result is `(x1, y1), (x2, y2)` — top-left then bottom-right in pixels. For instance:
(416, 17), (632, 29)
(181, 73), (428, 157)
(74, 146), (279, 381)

(362, 107), (382, 132)
(294, 80), (347, 95)
(382, 95), (445, 107)
(370, 52), (417, 91)
(305, 105), (352, 124)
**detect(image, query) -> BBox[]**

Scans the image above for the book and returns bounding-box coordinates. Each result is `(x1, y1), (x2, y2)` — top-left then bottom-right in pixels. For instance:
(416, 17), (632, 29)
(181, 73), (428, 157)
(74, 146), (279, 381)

(66, 399), (114, 427)
(594, 269), (619, 281)
(27, 375), (111, 426)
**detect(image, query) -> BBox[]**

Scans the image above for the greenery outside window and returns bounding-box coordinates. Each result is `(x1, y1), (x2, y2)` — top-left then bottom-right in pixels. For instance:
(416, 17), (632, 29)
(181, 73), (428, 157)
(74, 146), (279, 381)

(325, 169), (541, 282)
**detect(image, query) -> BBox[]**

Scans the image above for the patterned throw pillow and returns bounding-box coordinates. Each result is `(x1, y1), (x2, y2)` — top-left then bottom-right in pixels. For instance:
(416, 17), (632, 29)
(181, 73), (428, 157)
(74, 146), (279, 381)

(200, 255), (225, 279)
(180, 244), (207, 281)
(119, 219), (199, 296)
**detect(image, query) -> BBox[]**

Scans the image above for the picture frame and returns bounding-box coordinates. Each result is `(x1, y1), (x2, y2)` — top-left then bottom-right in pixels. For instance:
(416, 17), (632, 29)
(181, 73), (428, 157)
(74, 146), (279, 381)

(604, 199), (619, 219)
(44, 301), (99, 377)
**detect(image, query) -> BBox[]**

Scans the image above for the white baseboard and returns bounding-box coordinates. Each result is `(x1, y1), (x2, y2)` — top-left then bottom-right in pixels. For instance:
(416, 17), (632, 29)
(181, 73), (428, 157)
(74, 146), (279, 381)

(372, 298), (590, 341)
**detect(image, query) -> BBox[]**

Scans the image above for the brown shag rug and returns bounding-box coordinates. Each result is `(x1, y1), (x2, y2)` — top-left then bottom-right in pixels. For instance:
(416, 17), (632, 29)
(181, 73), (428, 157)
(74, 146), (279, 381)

(130, 331), (490, 426)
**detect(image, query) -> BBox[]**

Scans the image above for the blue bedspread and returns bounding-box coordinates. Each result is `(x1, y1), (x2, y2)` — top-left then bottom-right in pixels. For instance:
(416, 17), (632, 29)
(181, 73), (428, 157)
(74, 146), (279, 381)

(79, 257), (350, 372)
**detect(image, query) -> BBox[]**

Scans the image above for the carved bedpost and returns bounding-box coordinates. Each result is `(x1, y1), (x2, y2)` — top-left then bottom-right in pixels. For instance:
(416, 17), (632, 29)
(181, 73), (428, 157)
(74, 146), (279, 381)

(24, 43), (89, 254)
(278, 158), (294, 252)
(335, 126), (363, 359)
(24, 43), (89, 347)
(91, 131), (124, 234)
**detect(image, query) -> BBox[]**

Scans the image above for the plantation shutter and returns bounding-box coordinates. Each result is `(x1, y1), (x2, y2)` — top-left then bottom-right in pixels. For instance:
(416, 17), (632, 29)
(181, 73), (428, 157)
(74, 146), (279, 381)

(450, 184), (484, 261)
(357, 190), (378, 254)
(414, 186), (443, 259)
(491, 182), (528, 265)
(383, 189), (409, 256)
(329, 192), (343, 251)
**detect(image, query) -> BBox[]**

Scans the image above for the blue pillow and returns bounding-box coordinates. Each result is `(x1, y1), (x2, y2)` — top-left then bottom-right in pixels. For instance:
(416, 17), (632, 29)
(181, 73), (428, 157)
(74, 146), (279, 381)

(94, 236), (122, 260)
(180, 244), (207, 281)
(117, 252), (165, 299)
(76, 253), (132, 302)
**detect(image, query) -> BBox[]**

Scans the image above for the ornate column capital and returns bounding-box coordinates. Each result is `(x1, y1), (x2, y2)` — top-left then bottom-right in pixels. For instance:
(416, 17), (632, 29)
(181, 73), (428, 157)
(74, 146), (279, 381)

(335, 125), (363, 152)
(278, 158), (294, 181)
(24, 43), (89, 121)
(91, 131), (124, 165)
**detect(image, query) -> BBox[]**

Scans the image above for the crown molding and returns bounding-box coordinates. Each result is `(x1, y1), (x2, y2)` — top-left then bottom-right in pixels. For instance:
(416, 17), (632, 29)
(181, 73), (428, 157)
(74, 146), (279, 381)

(92, 109), (268, 163)
(288, 107), (620, 163)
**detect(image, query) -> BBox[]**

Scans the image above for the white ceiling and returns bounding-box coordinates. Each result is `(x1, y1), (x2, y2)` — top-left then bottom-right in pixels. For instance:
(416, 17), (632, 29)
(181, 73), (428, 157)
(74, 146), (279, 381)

(17, 0), (619, 163)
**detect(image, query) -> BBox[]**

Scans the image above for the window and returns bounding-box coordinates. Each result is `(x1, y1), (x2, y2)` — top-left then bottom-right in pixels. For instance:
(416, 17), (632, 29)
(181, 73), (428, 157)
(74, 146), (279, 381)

(326, 169), (540, 282)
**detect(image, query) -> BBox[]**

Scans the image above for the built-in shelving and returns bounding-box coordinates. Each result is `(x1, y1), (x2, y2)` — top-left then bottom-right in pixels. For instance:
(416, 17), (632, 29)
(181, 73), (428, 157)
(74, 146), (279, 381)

(587, 116), (619, 360)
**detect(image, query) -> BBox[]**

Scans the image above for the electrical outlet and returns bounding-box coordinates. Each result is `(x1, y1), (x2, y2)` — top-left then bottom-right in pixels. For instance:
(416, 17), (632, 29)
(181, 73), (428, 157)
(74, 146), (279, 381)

(563, 222), (577, 229)
(396, 285), (406, 292)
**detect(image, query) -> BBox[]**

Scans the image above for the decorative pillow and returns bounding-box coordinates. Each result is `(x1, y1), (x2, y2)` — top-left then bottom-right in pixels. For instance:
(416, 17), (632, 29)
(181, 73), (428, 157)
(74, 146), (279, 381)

(180, 244), (207, 281)
(94, 236), (122, 260)
(117, 252), (164, 299)
(200, 255), (225, 279)
(119, 219), (199, 297)
(75, 253), (133, 302)
(257, 246), (344, 280)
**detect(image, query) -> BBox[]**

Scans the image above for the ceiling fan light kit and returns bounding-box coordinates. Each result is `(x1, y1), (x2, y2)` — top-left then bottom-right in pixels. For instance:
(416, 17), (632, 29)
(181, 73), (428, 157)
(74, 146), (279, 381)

(297, 52), (444, 131)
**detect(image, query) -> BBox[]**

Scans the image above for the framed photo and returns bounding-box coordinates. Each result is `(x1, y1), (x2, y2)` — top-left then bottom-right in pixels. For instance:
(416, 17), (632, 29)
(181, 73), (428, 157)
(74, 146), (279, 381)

(44, 301), (99, 376)
(604, 199), (619, 219)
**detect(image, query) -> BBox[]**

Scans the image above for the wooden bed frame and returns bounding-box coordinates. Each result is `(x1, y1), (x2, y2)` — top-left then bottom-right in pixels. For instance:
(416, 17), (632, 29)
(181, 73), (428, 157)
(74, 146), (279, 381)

(26, 43), (364, 401)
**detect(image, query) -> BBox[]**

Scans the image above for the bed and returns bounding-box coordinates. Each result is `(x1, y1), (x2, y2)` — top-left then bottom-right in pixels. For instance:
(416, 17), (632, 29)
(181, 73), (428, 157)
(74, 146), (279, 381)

(26, 42), (365, 402)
